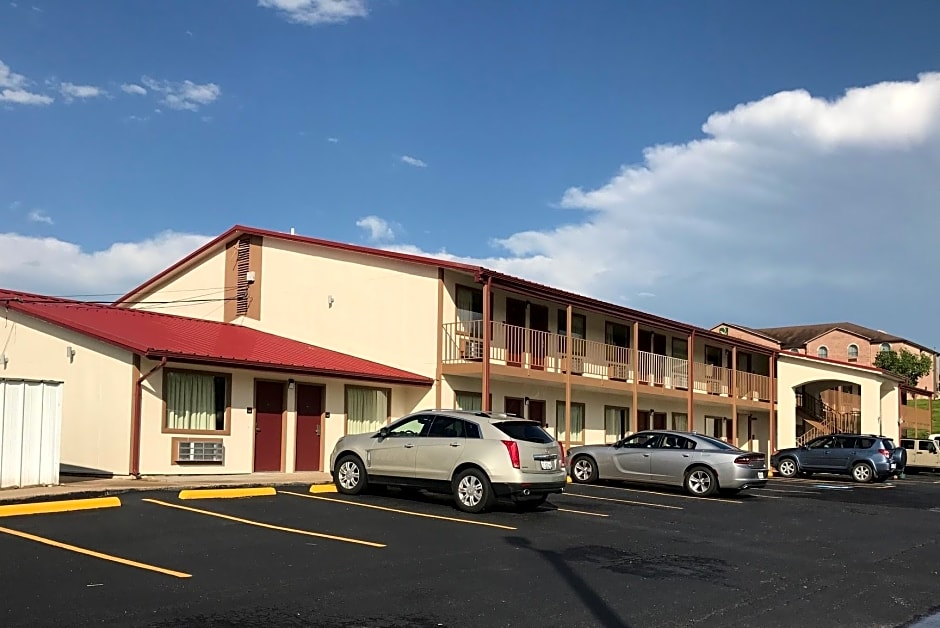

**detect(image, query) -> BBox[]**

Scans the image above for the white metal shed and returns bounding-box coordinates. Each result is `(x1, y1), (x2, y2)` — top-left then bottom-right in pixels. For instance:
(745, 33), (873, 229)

(0, 379), (63, 488)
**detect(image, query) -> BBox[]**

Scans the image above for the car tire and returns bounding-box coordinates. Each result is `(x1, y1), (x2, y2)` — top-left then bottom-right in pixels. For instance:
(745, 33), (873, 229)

(851, 462), (875, 483)
(452, 467), (496, 514)
(514, 495), (548, 511)
(334, 455), (368, 495)
(685, 466), (718, 497)
(570, 455), (599, 484)
(777, 457), (799, 478)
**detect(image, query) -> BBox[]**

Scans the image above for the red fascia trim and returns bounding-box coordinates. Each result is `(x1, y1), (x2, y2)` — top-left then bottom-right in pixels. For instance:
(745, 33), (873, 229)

(146, 352), (434, 386)
(780, 351), (904, 379)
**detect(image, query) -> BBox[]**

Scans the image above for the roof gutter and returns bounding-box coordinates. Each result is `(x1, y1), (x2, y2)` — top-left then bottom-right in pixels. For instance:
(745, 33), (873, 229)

(131, 356), (166, 478)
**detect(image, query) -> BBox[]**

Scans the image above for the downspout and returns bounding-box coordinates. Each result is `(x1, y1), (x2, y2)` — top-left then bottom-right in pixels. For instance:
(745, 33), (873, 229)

(131, 356), (167, 478)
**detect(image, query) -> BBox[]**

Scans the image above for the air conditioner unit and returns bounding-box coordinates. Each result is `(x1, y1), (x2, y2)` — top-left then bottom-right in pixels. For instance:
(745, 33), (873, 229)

(175, 440), (224, 463)
(608, 363), (630, 381)
(463, 339), (484, 360)
(570, 356), (584, 375)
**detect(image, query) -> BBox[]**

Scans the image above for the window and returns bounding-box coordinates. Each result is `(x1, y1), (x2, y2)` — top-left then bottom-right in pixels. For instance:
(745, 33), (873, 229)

(880, 343), (891, 352)
(671, 412), (689, 431)
(671, 337), (688, 360)
(165, 370), (227, 432)
(555, 401), (585, 443)
(455, 391), (483, 411)
(658, 434), (695, 449)
(558, 310), (587, 356)
(847, 344), (859, 362)
(605, 322), (630, 363)
(456, 285), (483, 337)
(704, 345), (723, 367)
(427, 416), (474, 438)
(385, 415), (432, 437)
(346, 386), (389, 435)
(619, 433), (661, 448)
(817, 346), (828, 358)
(605, 406), (629, 443)
(495, 420), (554, 443)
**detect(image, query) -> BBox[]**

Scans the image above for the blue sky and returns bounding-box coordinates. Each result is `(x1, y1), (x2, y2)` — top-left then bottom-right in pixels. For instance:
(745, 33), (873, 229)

(2, 0), (940, 349)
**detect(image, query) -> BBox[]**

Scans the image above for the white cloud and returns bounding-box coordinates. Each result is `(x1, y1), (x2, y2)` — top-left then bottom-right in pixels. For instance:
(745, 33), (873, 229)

(258, 0), (368, 26)
(378, 72), (940, 338)
(59, 82), (106, 102)
(121, 83), (147, 96)
(140, 76), (221, 111)
(27, 210), (52, 225)
(400, 155), (427, 168)
(327, 137), (339, 143)
(0, 230), (212, 296)
(356, 215), (396, 242)
(0, 59), (52, 105)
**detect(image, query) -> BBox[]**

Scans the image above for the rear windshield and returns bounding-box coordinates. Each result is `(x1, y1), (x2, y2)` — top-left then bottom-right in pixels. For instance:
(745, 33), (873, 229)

(494, 421), (554, 444)
(880, 438), (895, 450)
(695, 435), (737, 450)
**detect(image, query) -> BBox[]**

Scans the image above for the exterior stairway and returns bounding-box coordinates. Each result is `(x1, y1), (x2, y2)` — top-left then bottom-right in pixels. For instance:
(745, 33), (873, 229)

(795, 392), (862, 447)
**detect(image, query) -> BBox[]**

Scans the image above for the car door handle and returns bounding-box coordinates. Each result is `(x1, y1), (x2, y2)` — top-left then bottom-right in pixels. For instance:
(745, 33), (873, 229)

(449, 442), (461, 447)
(682, 454), (690, 458)
(404, 443), (414, 448)
(643, 453), (650, 457)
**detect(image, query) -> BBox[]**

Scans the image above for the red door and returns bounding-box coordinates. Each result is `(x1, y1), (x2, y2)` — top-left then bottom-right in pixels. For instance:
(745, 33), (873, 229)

(505, 397), (524, 418)
(528, 400), (546, 426)
(295, 384), (323, 471)
(254, 381), (284, 472)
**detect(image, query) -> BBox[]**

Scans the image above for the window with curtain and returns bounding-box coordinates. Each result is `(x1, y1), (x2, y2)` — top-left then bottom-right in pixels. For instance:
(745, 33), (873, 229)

(456, 286), (483, 338)
(605, 406), (628, 443)
(672, 412), (689, 432)
(555, 401), (585, 443)
(346, 386), (389, 434)
(455, 391), (482, 411)
(165, 371), (227, 431)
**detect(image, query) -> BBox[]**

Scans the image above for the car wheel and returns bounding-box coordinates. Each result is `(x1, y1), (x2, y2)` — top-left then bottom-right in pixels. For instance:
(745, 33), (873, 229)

(685, 466), (718, 497)
(570, 455), (598, 483)
(452, 468), (496, 514)
(777, 457), (798, 478)
(334, 455), (367, 495)
(851, 462), (874, 483)
(514, 495), (548, 511)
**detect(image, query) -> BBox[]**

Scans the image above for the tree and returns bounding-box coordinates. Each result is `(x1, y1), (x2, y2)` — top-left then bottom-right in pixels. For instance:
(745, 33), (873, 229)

(874, 348), (935, 387)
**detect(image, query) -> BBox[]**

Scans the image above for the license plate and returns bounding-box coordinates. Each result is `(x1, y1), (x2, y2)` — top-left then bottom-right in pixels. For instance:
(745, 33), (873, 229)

(758, 472), (765, 479)
(890, 463), (896, 469)
(540, 460), (554, 470)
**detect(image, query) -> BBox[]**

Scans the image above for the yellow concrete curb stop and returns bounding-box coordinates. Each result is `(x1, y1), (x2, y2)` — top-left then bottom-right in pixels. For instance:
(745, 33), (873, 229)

(0, 496), (122, 518)
(309, 484), (338, 494)
(177, 487), (276, 500)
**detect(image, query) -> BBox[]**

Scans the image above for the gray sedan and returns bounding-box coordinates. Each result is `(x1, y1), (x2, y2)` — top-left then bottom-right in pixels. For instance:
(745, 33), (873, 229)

(566, 430), (768, 497)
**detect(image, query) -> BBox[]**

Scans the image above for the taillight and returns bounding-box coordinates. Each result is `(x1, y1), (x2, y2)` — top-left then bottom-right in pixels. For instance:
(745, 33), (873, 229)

(734, 456), (755, 465)
(558, 442), (566, 466)
(501, 440), (520, 469)
(879, 448), (891, 459)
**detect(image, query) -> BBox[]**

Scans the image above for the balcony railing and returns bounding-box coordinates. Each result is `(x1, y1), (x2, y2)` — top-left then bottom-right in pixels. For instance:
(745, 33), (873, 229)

(442, 321), (773, 402)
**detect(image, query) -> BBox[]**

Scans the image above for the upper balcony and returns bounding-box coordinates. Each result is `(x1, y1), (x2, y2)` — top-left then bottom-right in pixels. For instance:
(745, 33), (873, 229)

(442, 320), (774, 405)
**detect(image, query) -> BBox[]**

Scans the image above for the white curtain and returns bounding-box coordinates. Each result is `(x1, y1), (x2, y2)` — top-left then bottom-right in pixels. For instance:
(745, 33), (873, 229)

(556, 402), (585, 443)
(456, 392), (482, 411)
(347, 387), (388, 434)
(166, 372), (217, 430)
(672, 412), (689, 432)
(605, 407), (627, 443)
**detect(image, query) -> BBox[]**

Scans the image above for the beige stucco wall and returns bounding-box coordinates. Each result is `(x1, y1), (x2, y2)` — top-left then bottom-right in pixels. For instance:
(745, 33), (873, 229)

(776, 355), (900, 449)
(124, 249), (227, 321)
(0, 310), (134, 475)
(137, 357), (432, 474)
(245, 239), (442, 379)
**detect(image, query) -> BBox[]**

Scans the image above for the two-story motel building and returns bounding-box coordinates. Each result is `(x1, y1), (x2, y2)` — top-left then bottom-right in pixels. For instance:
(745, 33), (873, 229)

(0, 225), (911, 484)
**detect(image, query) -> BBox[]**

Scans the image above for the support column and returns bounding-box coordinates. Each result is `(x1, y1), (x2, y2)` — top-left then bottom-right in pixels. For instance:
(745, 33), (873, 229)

(482, 277), (492, 411)
(687, 332), (695, 432)
(769, 355), (778, 454)
(564, 304), (572, 446)
(435, 269), (444, 409)
(632, 321), (639, 433)
(731, 346), (737, 445)
(930, 395), (935, 434)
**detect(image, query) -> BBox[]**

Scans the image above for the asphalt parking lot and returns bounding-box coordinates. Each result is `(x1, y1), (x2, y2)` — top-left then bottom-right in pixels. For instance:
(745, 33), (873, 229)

(3, 474), (940, 628)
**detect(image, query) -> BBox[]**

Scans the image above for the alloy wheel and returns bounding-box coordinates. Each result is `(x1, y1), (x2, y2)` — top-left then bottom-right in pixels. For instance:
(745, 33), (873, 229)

(457, 475), (484, 507)
(688, 470), (712, 494)
(573, 459), (594, 481)
(338, 460), (360, 490)
(779, 459), (796, 477)
(853, 464), (872, 482)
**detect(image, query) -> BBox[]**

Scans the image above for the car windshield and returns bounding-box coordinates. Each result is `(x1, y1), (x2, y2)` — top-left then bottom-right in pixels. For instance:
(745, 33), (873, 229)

(494, 421), (554, 444)
(880, 438), (895, 450)
(694, 435), (739, 450)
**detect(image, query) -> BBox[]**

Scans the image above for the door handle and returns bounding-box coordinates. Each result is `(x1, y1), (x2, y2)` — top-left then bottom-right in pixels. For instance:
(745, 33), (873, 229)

(404, 443), (414, 448)
(315, 425), (321, 436)
(643, 453), (650, 457)
(449, 442), (461, 447)
(682, 454), (690, 458)
(256, 426), (261, 433)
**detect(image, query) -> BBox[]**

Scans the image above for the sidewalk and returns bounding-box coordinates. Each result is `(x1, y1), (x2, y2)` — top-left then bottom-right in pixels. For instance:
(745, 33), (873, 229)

(0, 471), (333, 504)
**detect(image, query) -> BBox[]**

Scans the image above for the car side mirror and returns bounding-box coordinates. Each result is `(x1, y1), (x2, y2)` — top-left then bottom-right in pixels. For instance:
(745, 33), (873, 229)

(377, 427), (389, 439)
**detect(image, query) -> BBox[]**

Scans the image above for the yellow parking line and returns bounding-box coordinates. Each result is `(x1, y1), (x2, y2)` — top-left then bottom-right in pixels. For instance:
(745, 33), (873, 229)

(0, 496), (121, 518)
(564, 493), (683, 510)
(576, 483), (742, 504)
(280, 491), (517, 530)
(0, 525), (191, 578)
(142, 498), (385, 548)
(555, 508), (609, 517)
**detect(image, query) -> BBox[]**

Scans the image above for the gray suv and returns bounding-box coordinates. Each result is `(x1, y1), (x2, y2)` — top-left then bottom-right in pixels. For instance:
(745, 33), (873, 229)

(329, 410), (567, 513)
(770, 434), (898, 483)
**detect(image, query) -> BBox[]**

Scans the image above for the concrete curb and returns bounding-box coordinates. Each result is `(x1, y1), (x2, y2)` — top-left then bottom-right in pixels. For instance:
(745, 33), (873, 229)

(0, 496), (122, 518)
(0, 481), (325, 506)
(178, 487), (278, 500)
(309, 484), (338, 494)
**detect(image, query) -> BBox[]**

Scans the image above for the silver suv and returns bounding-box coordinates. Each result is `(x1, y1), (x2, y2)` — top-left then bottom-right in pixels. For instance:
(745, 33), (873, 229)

(329, 410), (567, 513)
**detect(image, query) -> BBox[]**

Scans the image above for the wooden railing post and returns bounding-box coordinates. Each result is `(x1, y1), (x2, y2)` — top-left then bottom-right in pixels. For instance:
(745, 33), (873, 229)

(633, 322), (639, 433)
(482, 277), (492, 411)
(565, 305), (572, 445)
(687, 332), (694, 432)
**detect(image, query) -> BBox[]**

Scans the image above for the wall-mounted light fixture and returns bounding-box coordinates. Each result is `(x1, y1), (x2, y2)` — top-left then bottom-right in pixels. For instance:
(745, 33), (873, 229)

(66, 346), (76, 363)
(524, 396), (530, 406)
(0, 353), (7, 369)
(328, 295), (335, 308)
(288, 378), (295, 390)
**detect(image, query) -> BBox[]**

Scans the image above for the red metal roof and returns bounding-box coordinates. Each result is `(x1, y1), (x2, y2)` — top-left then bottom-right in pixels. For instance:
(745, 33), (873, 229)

(0, 289), (432, 386)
